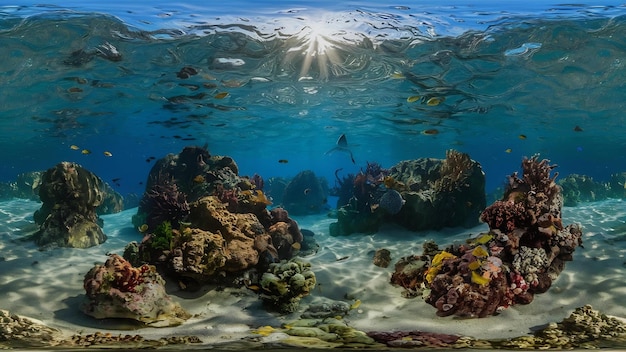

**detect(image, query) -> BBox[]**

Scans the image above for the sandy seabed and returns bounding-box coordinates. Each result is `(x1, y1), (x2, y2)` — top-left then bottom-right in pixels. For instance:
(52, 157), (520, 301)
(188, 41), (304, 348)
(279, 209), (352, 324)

(1, 198), (626, 349)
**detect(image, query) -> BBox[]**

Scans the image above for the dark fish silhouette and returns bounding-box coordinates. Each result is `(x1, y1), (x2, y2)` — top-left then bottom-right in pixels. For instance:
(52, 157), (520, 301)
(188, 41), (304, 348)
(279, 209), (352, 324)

(325, 134), (355, 164)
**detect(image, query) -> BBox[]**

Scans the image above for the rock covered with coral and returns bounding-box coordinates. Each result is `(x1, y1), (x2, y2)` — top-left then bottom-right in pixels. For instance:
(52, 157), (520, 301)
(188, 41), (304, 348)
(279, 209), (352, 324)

(329, 150), (485, 236)
(259, 258), (316, 313)
(32, 162), (108, 248)
(81, 254), (190, 327)
(128, 146), (305, 289)
(391, 155), (582, 318)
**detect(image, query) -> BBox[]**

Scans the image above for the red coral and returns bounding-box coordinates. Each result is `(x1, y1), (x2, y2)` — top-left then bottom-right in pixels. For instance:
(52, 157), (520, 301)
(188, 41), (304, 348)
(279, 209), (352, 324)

(84, 254), (149, 297)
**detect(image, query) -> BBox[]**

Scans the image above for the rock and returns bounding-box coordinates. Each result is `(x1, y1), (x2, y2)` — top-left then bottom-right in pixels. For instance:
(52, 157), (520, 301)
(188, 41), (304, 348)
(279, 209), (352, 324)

(281, 170), (329, 215)
(81, 254), (190, 327)
(372, 248), (392, 268)
(32, 162), (107, 248)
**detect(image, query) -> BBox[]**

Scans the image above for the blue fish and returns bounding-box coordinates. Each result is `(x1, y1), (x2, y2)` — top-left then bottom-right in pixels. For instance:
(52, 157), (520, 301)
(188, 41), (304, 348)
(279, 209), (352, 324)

(325, 134), (355, 164)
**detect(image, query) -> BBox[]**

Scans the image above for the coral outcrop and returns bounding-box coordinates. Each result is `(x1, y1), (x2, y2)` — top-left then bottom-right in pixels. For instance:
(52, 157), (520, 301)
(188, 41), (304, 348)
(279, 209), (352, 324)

(128, 146), (304, 289)
(330, 151), (485, 236)
(259, 258), (316, 313)
(281, 170), (329, 215)
(81, 254), (190, 327)
(32, 162), (108, 248)
(390, 155), (583, 317)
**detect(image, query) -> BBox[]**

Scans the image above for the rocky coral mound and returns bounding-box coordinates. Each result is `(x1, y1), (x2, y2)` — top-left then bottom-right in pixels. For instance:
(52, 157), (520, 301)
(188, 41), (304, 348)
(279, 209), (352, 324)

(391, 155), (582, 317)
(128, 146), (306, 290)
(259, 258), (316, 313)
(32, 162), (108, 248)
(330, 150), (486, 236)
(81, 254), (190, 327)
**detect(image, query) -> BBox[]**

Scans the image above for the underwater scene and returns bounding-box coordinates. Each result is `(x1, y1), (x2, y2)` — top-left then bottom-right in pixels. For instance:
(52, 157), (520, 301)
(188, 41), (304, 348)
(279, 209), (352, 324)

(2, 0), (626, 350)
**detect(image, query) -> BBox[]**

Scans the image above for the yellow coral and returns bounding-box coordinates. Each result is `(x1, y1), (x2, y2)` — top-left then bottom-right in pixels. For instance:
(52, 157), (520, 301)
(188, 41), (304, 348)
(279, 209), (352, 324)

(425, 251), (456, 283)
(471, 245), (489, 257)
(471, 270), (490, 286)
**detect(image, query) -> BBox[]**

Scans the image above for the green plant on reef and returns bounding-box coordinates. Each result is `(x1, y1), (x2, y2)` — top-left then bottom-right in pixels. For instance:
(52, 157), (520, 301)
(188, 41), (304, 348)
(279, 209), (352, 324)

(151, 221), (173, 251)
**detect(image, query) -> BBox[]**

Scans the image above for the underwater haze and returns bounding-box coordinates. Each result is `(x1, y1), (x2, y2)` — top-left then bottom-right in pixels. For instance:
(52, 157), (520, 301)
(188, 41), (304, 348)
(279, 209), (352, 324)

(1, 1), (625, 196)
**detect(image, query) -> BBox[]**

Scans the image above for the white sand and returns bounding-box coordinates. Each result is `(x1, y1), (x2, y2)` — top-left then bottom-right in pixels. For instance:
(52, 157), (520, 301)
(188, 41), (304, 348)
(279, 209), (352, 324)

(1, 198), (626, 345)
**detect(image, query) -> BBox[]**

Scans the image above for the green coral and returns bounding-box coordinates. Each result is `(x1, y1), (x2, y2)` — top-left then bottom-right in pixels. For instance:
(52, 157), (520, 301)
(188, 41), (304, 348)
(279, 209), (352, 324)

(151, 221), (173, 251)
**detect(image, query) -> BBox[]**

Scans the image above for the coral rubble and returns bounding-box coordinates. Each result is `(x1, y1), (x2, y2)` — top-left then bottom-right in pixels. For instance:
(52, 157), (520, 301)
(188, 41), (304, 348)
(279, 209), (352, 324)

(81, 254), (190, 327)
(391, 155), (583, 317)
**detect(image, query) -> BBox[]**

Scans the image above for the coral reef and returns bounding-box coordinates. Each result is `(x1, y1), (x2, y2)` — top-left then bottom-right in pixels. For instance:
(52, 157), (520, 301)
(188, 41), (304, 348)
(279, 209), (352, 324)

(281, 170), (329, 215)
(31, 162), (108, 248)
(330, 151), (485, 236)
(390, 156), (583, 317)
(259, 258), (316, 313)
(128, 146), (304, 290)
(81, 254), (190, 327)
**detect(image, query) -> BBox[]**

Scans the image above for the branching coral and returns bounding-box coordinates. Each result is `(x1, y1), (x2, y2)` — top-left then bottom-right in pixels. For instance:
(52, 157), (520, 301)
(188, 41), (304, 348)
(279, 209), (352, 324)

(138, 182), (190, 230)
(392, 155), (583, 318)
(434, 150), (475, 193)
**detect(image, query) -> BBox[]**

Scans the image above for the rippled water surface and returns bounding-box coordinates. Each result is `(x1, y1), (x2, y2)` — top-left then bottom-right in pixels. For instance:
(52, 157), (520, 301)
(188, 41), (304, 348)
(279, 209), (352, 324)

(1, 1), (626, 196)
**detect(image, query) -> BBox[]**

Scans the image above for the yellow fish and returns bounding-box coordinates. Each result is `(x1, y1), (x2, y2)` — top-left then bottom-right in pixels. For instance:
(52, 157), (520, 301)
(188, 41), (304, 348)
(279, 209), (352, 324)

(406, 95), (420, 103)
(426, 97), (444, 106)
(350, 299), (362, 310)
(103, 151), (113, 157)
(138, 224), (148, 233)
(214, 92), (229, 99)
(518, 134), (527, 140)
(471, 245), (489, 257)
(390, 72), (405, 79)
(81, 149), (91, 155)
(70, 145), (80, 150)
(291, 242), (301, 250)
(505, 148), (512, 153)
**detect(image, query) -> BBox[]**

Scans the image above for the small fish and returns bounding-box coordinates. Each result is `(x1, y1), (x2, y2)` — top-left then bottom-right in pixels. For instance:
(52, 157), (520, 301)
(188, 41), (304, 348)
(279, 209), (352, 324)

(324, 134), (355, 164)
(505, 148), (512, 153)
(81, 149), (91, 155)
(426, 97), (444, 106)
(112, 178), (121, 183)
(103, 151), (113, 157)
(406, 95), (420, 103)
(574, 125), (583, 132)
(246, 284), (261, 292)
(70, 145), (80, 150)
(303, 188), (311, 195)
(193, 175), (205, 183)
(292, 242), (301, 250)
(422, 129), (439, 135)
(518, 134), (527, 140)
(350, 299), (361, 310)
(138, 224), (148, 233)
(278, 159), (289, 164)
(67, 87), (83, 93)
(214, 92), (229, 99)
(390, 72), (405, 79)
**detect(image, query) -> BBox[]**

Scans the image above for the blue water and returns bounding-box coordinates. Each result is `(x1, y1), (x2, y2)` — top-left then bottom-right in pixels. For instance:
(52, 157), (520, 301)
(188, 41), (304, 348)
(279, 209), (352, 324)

(1, 1), (625, 198)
